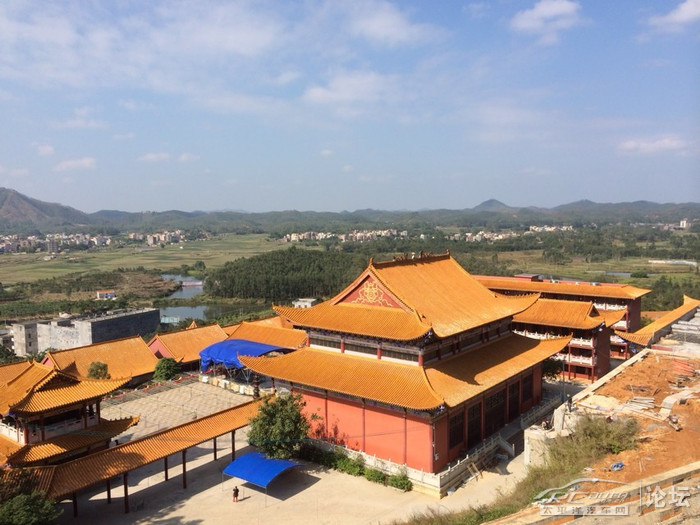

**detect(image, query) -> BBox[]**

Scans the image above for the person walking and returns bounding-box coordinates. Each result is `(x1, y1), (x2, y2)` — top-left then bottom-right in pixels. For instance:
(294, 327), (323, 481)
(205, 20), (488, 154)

(233, 486), (239, 503)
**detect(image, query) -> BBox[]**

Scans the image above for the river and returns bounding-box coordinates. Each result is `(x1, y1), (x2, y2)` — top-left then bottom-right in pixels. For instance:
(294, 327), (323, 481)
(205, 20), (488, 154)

(159, 275), (246, 322)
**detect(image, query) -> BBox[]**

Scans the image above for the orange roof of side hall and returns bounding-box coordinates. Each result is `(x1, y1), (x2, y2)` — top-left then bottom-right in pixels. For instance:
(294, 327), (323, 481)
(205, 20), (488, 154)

(149, 324), (228, 363)
(226, 321), (307, 349)
(240, 334), (570, 410)
(42, 336), (158, 379)
(513, 298), (626, 330)
(616, 295), (700, 347)
(275, 253), (539, 340)
(0, 362), (129, 417)
(474, 275), (651, 301)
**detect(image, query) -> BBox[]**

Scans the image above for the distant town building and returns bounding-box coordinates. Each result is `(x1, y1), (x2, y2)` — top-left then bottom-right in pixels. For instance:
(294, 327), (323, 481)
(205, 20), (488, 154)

(292, 298), (318, 308)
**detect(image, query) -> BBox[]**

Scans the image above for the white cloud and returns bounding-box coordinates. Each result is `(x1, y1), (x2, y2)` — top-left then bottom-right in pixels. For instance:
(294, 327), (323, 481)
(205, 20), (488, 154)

(113, 132), (134, 141)
(465, 3), (489, 19)
(304, 71), (397, 104)
(649, 0), (700, 33)
(10, 168), (29, 176)
(618, 136), (690, 154)
(342, 165), (353, 173)
(36, 144), (55, 156)
(348, 1), (439, 46)
(320, 149), (334, 157)
(138, 152), (170, 162)
(53, 107), (107, 129)
(178, 153), (199, 162)
(510, 0), (583, 45)
(119, 99), (154, 111)
(53, 157), (96, 171)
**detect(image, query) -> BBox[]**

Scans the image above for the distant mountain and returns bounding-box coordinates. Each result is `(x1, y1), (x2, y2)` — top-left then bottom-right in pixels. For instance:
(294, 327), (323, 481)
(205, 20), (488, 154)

(473, 199), (513, 212)
(0, 188), (697, 234)
(0, 188), (91, 230)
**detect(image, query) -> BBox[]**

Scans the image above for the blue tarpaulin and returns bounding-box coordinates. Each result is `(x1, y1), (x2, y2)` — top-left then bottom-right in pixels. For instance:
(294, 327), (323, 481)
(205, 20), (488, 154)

(199, 339), (282, 371)
(222, 452), (299, 489)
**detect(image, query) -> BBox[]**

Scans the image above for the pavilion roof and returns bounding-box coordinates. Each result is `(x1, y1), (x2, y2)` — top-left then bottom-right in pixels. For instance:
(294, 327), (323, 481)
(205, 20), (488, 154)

(0, 361), (32, 385)
(2, 416), (139, 466)
(0, 362), (129, 417)
(615, 296), (700, 347)
(275, 253), (538, 340)
(149, 324), (228, 363)
(240, 334), (570, 410)
(226, 321), (307, 349)
(513, 298), (624, 330)
(43, 336), (158, 379)
(475, 275), (651, 301)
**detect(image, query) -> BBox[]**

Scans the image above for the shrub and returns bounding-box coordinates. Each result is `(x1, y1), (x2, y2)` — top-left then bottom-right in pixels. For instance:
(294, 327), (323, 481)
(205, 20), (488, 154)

(334, 455), (364, 476)
(364, 468), (387, 485)
(387, 472), (412, 492)
(153, 358), (180, 381)
(87, 361), (110, 379)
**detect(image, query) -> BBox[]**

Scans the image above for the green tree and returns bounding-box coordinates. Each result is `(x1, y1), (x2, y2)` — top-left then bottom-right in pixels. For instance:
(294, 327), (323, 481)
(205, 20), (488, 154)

(87, 361), (110, 379)
(153, 357), (180, 381)
(0, 492), (62, 525)
(248, 393), (311, 459)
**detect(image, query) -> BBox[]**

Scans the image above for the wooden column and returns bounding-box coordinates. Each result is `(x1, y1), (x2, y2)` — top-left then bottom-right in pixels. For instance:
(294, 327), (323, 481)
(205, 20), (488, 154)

(106, 478), (111, 503)
(164, 456), (169, 481)
(123, 472), (129, 514)
(40, 415), (45, 442)
(403, 409), (408, 465)
(72, 493), (78, 517)
(82, 404), (88, 429)
(480, 399), (485, 440)
(324, 392), (329, 440)
(213, 436), (217, 460)
(361, 400), (366, 451)
(182, 449), (187, 489)
(231, 430), (236, 461)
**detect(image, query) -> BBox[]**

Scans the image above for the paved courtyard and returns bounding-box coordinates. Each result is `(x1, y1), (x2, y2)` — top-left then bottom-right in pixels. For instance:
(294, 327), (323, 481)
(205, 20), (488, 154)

(57, 380), (529, 525)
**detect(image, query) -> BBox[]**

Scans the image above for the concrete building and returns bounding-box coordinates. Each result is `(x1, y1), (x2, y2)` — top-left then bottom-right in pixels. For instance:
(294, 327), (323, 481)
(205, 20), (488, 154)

(12, 308), (160, 356)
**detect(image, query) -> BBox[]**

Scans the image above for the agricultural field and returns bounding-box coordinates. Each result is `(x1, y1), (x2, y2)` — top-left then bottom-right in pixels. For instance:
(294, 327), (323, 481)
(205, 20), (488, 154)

(0, 234), (284, 285)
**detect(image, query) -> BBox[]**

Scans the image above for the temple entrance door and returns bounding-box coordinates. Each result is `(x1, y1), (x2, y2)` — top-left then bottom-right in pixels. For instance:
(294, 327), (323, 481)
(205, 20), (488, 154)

(467, 403), (481, 449)
(508, 383), (520, 422)
(484, 389), (506, 437)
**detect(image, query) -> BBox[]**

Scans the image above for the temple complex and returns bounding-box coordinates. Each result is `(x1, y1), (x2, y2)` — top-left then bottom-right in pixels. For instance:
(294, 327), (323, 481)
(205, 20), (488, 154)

(241, 253), (570, 474)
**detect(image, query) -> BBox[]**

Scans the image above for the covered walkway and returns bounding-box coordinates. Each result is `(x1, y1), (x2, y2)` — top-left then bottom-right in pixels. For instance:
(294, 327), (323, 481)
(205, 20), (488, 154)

(28, 398), (262, 516)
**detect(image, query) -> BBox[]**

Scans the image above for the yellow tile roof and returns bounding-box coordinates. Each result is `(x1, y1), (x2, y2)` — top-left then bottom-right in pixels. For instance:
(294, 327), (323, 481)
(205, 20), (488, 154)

(241, 334), (570, 410)
(615, 296), (700, 347)
(227, 321), (307, 349)
(43, 336), (158, 379)
(43, 399), (261, 501)
(513, 298), (615, 330)
(426, 335), (571, 406)
(475, 275), (651, 300)
(6, 416), (139, 466)
(241, 348), (444, 410)
(222, 316), (291, 336)
(150, 324), (228, 363)
(0, 362), (129, 417)
(0, 361), (32, 385)
(0, 433), (22, 462)
(10, 376), (130, 415)
(275, 302), (431, 341)
(276, 254), (538, 340)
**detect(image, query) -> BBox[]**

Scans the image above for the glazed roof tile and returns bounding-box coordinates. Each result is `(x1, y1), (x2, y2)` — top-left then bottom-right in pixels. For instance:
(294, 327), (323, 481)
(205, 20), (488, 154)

(43, 336), (158, 379)
(5, 416), (139, 466)
(43, 399), (261, 500)
(615, 296), (700, 347)
(150, 324), (228, 363)
(274, 303), (431, 341)
(241, 334), (570, 410)
(475, 275), (651, 300)
(276, 254), (538, 340)
(10, 376), (130, 415)
(513, 298), (617, 330)
(0, 362), (57, 416)
(226, 321), (307, 349)
(241, 348), (444, 410)
(0, 361), (32, 385)
(426, 335), (571, 406)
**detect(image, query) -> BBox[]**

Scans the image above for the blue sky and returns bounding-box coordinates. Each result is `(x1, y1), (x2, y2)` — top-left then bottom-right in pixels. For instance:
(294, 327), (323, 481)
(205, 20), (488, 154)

(0, 0), (698, 213)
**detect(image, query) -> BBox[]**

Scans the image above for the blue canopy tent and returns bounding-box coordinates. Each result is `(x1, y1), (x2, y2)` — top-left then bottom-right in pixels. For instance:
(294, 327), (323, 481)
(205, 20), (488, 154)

(223, 451), (299, 490)
(200, 339), (283, 376)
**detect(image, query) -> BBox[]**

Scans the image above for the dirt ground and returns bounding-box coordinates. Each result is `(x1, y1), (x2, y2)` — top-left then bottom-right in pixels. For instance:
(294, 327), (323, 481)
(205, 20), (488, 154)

(584, 354), (700, 484)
